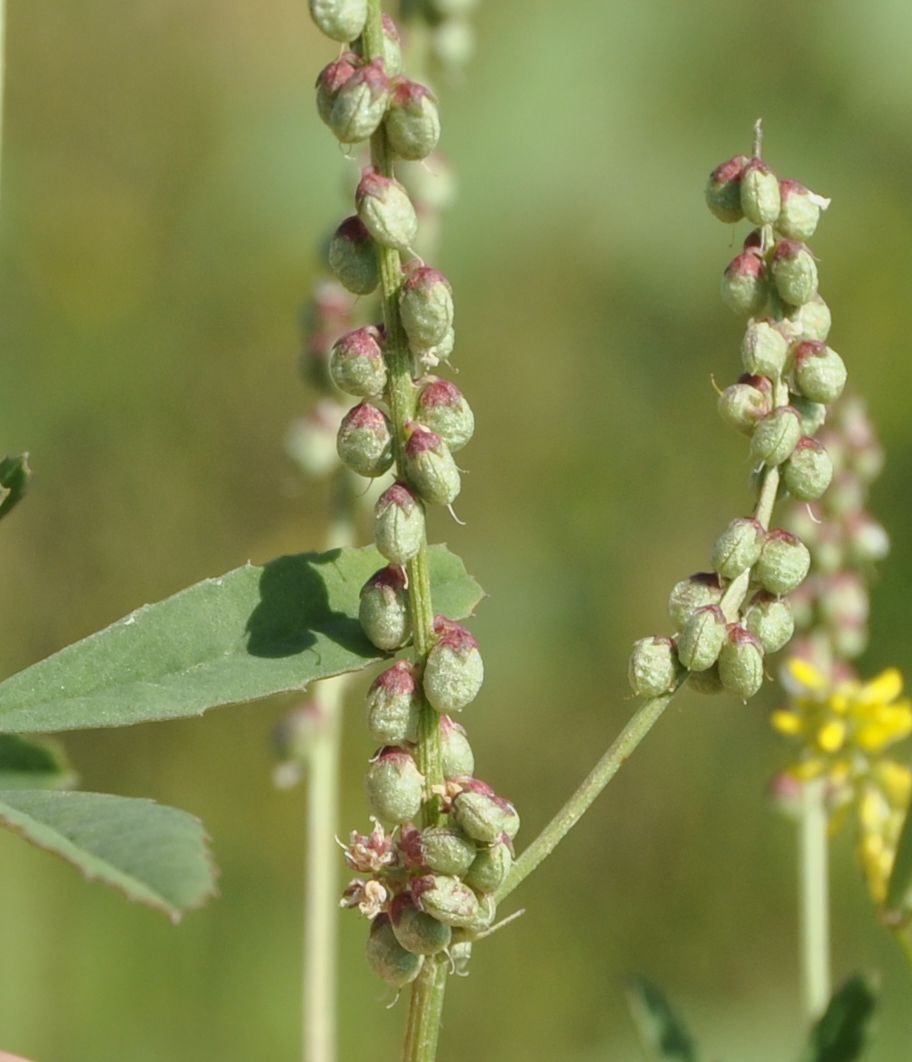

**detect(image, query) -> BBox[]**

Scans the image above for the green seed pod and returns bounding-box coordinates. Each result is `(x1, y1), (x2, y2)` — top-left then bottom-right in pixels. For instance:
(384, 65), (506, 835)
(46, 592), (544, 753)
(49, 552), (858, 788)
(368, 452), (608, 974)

(832, 623), (867, 659)
(782, 436), (834, 501)
(328, 216), (380, 296)
(328, 59), (390, 144)
(740, 158), (781, 225)
(465, 837), (513, 895)
(750, 406), (802, 467)
(677, 604), (727, 672)
(309, 0), (367, 42)
(792, 341), (847, 404)
(390, 894), (452, 956)
(399, 153), (457, 214)
(399, 266), (454, 352)
(404, 424), (461, 506)
(411, 874), (479, 929)
(315, 53), (358, 124)
(409, 825), (477, 877)
(286, 401), (345, 478)
(365, 914), (424, 987)
(718, 374), (773, 434)
(627, 635), (682, 698)
(429, 18), (475, 71)
(784, 294), (832, 342)
(687, 664), (725, 696)
(416, 379), (474, 452)
(770, 240), (818, 307)
(721, 252), (769, 317)
(819, 572), (869, 630)
(777, 179), (829, 241)
(705, 155), (750, 223)
(453, 779), (520, 843)
(668, 572), (724, 629)
(790, 396), (827, 437)
(356, 170), (418, 252)
(329, 325), (387, 397)
(459, 893), (497, 937)
(711, 517), (765, 579)
(744, 591), (795, 654)
(337, 402), (393, 478)
(366, 660), (421, 745)
(755, 530), (811, 596)
(354, 13), (403, 76)
(439, 715), (475, 778)
(824, 471), (864, 517)
(418, 326), (456, 370)
(366, 746), (424, 824)
(359, 565), (411, 651)
(718, 626), (765, 700)
(741, 318), (788, 378)
(845, 514), (890, 566)
(385, 80), (441, 161)
(374, 482), (425, 565)
(423, 616), (483, 712)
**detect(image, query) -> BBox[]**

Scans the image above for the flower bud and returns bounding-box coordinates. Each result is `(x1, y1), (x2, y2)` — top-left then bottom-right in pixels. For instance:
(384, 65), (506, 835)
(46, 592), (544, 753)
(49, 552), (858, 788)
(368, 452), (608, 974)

(309, 0), (367, 42)
(416, 379), (474, 452)
(668, 572), (724, 629)
(365, 914), (424, 987)
(385, 80), (441, 161)
(403, 424), (461, 506)
(676, 604), (727, 672)
(359, 565), (411, 650)
(440, 715), (475, 777)
(627, 636), (682, 698)
(845, 513), (890, 566)
(755, 530), (811, 596)
(792, 341), (847, 404)
(399, 266), (454, 352)
(316, 53), (358, 124)
(464, 837), (513, 895)
(286, 401), (345, 478)
(741, 318), (788, 378)
(740, 158), (781, 225)
(329, 325), (388, 397)
(750, 406), (802, 467)
(328, 216), (380, 296)
(711, 517), (765, 579)
(790, 396), (827, 437)
(407, 825), (477, 877)
(784, 293), (832, 342)
(705, 155), (750, 223)
(328, 59), (390, 144)
(777, 179), (829, 241)
(721, 252), (769, 317)
(390, 893), (452, 956)
(718, 374), (773, 434)
(458, 893), (497, 937)
(417, 326), (455, 370)
(356, 169), (418, 252)
(411, 874), (479, 928)
(423, 616), (484, 712)
(770, 240), (818, 307)
(452, 779), (520, 843)
(718, 625), (765, 700)
(744, 592), (795, 654)
(366, 746), (424, 824)
(374, 482), (425, 565)
(782, 436), (834, 501)
(367, 660), (422, 745)
(687, 664), (725, 695)
(337, 401), (394, 478)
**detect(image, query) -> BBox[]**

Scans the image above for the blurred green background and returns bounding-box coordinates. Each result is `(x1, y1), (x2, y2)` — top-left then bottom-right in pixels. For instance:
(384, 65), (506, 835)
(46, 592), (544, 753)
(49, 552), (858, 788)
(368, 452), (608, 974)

(1, 1), (911, 1059)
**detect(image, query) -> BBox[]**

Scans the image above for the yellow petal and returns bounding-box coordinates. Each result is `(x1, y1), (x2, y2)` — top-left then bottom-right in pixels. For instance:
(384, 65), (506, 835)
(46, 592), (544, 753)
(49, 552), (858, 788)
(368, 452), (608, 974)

(771, 709), (802, 736)
(787, 658), (828, 692)
(858, 667), (903, 706)
(817, 719), (847, 753)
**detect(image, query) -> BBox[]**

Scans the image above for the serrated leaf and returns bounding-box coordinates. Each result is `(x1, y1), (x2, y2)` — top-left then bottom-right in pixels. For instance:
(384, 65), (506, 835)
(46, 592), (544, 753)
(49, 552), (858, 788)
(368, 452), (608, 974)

(0, 453), (31, 519)
(884, 802), (912, 919)
(625, 976), (698, 1062)
(800, 975), (877, 1062)
(0, 790), (216, 919)
(0, 734), (76, 789)
(0, 544), (483, 734)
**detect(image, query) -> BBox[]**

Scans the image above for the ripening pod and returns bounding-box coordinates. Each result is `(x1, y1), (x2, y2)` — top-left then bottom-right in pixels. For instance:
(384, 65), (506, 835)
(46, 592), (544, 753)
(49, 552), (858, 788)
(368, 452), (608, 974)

(403, 424), (461, 506)
(423, 616), (484, 712)
(429, 18), (475, 71)
(308, 0), (367, 42)
(359, 565), (411, 650)
(411, 874), (479, 928)
(459, 893), (497, 938)
(792, 341), (847, 404)
(711, 517), (765, 579)
(667, 572), (724, 629)
(417, 326), (455, 370)
(755, 530), (811, 596)
(399, 152), (457, 214)
(705, 155), (750, 222)
(452, 779), (520, 843)
(845, 513), (890, 566)
(824, 471), (865, 517)
(328, 216), (380, 296)
(390, 894), (452, 956)
(782, 436), (834, 501)
(416, 379), (474, 452)
(365, 914), (425, 987)
(328, 59), (391, 144)
(777, 180), (829, 241)
(376, 13), (403, 76)
(770, 240), (818, 307)
(744, 591), (795, 654)
(819, 572), (869, 630)
(286, 401), (345, 478)
(687, 664), (725, 696)
(337, 402), (393, 477)
(676, 604), (727, 672)
(399, 267), (454, 352)
(356, 169), (419, 252)
(784, 294), (832, 342)
(740, 158), (781, 225)
(366, 660), (422, 745)
(790, 396), (827, 437)
(415, 825), (477, 877)
(750, 406), (802, 467)
(718, 626), (765, 700)
(718, 374), (773, 434)
(315, 53), (358, 124)
(465, 836), (513, 895)
(385, 80), (441, 161)
(627, 635), (682, 698)
(741, 319), (788, 378)
(329, 325), (387, 397)
(721, 252), (769, 317)
(366, 746), (424, 824)
(374, 482), (425, 565)
(439, 715), (475, 777)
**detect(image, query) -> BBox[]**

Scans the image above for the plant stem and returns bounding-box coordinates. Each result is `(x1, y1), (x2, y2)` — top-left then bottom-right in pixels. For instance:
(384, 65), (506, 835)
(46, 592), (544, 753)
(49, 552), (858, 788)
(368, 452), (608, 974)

(798, 777), (830, 1022)
(402, 956), (448, 1062)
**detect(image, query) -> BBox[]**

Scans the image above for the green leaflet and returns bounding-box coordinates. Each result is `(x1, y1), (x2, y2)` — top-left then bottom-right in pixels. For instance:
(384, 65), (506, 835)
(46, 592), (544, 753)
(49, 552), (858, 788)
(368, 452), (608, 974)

(0, 790), (216, 919)
(0, 734), (76, 789)
(800, 975), (877, 1062)
(624, 976), (699, 1062)
(0, 453), (31, 520)
(0, 544), (483, 733)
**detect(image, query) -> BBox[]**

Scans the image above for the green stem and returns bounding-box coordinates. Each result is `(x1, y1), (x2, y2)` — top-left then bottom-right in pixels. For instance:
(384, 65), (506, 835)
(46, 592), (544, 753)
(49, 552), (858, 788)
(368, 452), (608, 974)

(798, 777), (830, 1022)
(402, 956), (448, 1062)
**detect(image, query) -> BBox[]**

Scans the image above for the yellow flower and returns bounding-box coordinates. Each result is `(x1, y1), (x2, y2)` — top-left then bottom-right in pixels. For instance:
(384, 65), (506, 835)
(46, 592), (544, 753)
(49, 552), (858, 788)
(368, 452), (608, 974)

(858, 761), (912, 903)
